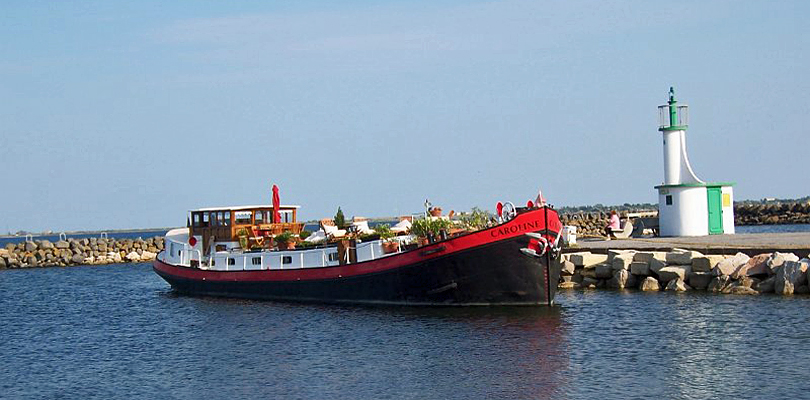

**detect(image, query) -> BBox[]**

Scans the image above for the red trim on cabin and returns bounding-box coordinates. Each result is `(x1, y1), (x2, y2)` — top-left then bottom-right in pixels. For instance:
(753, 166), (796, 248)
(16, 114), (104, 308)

(155, 207), (562, 283)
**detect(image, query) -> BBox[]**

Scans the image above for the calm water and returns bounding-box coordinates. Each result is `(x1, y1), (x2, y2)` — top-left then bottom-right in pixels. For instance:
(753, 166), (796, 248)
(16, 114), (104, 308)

(2, 264), (810, 399)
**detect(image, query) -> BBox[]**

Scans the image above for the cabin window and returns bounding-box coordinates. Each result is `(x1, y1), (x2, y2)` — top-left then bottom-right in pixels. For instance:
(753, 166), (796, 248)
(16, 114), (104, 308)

(192, 213), (201, 227)
(328, 252), (339, 262)
(252, 257), (261, 265)
(235, 211), (252, 225)
(202, 213), (209, 225)
(210, 212), (218, 227)
(282, 256), (292, 265)
(216, 244), (227, 252)
(666, 195), (673, 206)
(224, 211), (231, 226)
(228, 258), (236, 266)
(255, 210), (265, 224)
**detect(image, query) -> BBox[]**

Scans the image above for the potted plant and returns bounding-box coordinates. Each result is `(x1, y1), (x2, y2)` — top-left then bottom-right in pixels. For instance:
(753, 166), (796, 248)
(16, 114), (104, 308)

(375, 224), (399, 254)
(274, 231), (296, 250)
(410, 217), (453, 245)
(236, 228), (250, 249)
(458, 207), (495, 232)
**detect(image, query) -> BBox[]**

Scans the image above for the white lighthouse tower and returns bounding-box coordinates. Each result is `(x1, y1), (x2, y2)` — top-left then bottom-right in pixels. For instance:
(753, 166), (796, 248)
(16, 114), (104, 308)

(655, 87), (735, 237)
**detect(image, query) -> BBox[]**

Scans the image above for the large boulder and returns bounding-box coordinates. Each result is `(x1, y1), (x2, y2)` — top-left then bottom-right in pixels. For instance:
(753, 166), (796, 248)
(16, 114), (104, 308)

(756, 277), (776, 293)
(640, 277), (660, 291)
(733, 253), (771, 278)
(708, 275), (732, 293)
(39, 240), (54, 250)
(140, 251), (157, 260)
(630, 261), (650, 276)
(612, 253), (634, 271)
(0, 256), (6, 269)
(24, 241), (38, 252)
(726, 286), (759, 295)
(692, 255), (725, 273)
(558, 281), (579, 289)
(595, 263), (613, 279)
(568, 252), (608, 268)
(665, 278), (690, 292)
(581, 277), (598, 288)
(125, 251), (142, 262)
(55, 240), (69, 249)
(70, 254), (85, 264)
(774, 260), (809, 295)
(649, 258), (667, 275)
(768, 252), (799, 275)
(688, 272), (712, 290)
(666, 250), (702, 265)
(713, 253), (750, 276)
(633, 251), (665, 263)
(658, 266), (690, 282)
(607, 249), (635, 263)
(606, 269), (630, 289)
(558, 260), (575, 275)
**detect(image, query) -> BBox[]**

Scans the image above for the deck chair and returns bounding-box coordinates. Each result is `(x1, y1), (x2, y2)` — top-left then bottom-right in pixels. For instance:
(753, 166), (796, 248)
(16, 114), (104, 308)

(320, 218), (347, 239)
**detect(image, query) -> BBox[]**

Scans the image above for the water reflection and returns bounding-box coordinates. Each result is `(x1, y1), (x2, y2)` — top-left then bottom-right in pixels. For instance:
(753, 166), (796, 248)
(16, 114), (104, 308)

(5, 264), (810, 399)
(174, 298), (571, 399)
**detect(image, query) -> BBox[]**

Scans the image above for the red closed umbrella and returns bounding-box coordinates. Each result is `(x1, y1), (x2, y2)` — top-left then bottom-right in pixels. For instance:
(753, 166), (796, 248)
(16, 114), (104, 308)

(272, 184), (281, 223)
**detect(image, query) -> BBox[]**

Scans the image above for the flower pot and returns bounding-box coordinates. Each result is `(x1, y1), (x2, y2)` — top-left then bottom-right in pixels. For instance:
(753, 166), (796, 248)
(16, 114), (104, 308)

(381, 241), (400, 254)
(277, 241), (295, 250)
(429, 208), (442, 217)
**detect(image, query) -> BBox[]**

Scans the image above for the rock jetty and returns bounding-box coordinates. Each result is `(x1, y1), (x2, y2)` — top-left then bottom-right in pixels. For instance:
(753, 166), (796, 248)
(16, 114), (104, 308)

(558, 249), (810, 296)
(0, 237), (164, 269)
(735, 202), (810, 225)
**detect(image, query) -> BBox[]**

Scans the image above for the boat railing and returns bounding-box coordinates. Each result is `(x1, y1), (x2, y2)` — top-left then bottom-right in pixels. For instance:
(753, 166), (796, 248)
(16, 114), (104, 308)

(179, 249), (202, 267)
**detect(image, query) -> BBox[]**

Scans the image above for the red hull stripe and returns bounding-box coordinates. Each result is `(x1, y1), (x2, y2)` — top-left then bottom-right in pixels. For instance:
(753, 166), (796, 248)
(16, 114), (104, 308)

(154, 208), (562, 283)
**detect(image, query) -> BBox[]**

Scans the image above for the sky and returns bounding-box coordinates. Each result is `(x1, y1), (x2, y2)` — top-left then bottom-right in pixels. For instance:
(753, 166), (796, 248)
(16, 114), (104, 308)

(1, 0), (808, 232)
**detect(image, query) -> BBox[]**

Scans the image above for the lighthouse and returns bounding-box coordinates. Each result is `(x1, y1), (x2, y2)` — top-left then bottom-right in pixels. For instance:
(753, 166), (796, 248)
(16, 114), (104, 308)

(655, 88), (735, 237)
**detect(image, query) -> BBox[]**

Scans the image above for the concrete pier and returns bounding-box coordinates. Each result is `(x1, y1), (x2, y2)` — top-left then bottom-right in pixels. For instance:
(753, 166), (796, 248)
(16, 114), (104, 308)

(567, 232), (810, 258)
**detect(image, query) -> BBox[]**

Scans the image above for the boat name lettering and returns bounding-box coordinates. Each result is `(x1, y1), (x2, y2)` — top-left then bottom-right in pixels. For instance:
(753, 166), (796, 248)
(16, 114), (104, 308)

(490, 220), (541, 238)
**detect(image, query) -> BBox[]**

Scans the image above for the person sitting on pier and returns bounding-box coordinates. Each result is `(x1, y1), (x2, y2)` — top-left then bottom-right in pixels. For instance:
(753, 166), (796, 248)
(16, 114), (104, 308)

(605, 210), (621, 238)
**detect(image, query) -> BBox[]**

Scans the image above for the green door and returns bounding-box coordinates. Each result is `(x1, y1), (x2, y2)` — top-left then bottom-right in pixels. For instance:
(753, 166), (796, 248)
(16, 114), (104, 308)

(707, 187), (723, 234)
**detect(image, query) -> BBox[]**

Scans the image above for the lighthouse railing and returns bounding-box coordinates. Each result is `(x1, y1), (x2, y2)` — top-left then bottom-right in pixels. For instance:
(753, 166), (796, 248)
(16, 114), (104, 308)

(658, 104), (688, 130)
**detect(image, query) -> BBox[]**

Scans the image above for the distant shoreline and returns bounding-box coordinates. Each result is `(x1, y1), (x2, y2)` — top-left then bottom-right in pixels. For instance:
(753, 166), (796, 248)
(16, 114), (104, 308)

(0, 227), (179, 239)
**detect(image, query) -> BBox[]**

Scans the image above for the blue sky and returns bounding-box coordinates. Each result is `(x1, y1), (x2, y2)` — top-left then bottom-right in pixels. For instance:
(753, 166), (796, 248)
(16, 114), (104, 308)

(1, 0), (808, 232)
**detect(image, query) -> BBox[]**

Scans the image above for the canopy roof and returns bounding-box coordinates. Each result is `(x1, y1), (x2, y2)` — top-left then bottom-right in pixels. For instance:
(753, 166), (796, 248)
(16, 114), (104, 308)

(190, 204), (300, 212)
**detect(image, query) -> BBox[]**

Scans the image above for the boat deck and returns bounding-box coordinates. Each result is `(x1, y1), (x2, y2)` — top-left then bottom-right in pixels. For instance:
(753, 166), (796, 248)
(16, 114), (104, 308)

(566, 232), (810, 258)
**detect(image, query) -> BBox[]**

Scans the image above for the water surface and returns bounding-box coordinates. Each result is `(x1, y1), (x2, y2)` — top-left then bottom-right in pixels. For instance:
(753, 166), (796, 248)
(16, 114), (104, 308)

(2, 264), (809, 399)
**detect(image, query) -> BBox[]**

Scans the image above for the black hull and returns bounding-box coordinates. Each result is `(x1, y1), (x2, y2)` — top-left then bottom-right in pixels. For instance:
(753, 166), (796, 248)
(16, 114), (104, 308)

(155, 238), (560, 306)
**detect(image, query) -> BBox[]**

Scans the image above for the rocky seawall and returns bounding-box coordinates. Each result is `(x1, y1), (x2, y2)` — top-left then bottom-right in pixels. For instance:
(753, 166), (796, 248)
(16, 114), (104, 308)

(558, 249), (810, 295)
(560, 201), (810, 237)
(0, 237), (164, 269)
(735, 202), (810, 225)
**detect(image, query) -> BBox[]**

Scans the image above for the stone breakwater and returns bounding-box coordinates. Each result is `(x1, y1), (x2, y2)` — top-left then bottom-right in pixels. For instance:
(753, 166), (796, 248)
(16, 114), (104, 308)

(735, 202), (810, 225)
(560, 201), (810, 237)
(0, 237), (164, 269)
(558, 249), (810, 295)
